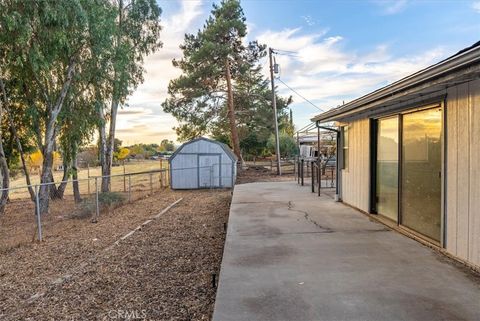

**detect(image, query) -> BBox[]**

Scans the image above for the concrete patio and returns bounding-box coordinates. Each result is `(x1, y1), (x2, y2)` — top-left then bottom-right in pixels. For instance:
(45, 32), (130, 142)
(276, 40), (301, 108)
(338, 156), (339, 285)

(212, 181), (480, 321)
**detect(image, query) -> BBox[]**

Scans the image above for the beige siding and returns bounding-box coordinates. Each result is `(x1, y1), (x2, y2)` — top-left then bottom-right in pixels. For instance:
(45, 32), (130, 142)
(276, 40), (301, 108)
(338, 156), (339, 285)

(446, 78), (480, 267)
(341, 119), (370, 213)
(337, 79), (480, 268)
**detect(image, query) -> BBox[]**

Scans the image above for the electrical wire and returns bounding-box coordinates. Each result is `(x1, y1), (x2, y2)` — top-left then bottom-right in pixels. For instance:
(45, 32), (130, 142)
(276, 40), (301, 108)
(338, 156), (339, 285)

(276, 77), (324, 112)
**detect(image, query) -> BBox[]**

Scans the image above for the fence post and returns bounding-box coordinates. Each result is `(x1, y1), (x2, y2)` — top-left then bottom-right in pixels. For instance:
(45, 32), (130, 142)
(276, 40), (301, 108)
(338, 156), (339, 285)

(166, 165), (169, 187)
(297, 159), (300, 184)
(34, 185), (42, 242)
(123, 161), (126, 192)
(293, 157), (296, 179)
(331, 167), (334, 187)
(318, 161), (321, 196)
(94, 177), (99, 222)
(311, 162), (315, 193)
(149, 173), (153, 193)
(301, 159), (304, 186)
(87, 164), (91, 196)
(128, 175), (132, 202)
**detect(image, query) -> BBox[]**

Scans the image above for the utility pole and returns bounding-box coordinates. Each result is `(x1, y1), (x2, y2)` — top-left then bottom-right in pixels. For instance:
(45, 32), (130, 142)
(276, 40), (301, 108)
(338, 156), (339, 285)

(269, 48), (282, 175)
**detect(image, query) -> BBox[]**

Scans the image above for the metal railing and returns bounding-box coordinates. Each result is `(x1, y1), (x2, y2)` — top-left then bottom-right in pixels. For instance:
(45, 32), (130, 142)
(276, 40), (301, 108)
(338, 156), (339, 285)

(295, 157), (336, 195)
(244, 158), (296, 174)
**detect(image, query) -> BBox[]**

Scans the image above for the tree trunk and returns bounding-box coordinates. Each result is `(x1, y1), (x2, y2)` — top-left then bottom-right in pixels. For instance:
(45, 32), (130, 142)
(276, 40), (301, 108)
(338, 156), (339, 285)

(225, 59), (242, 164)
(38, 59), (76, 215)
(39, 146), (53, 215)
(6, 111), (35, 201)
(49, 169), (62, 200)
(56, 161), (70, 199)
(103, 99), (119, 192)
(97, 105), (110, 193)
(0, 142), (9, 214)
(0, 79), (11, 213)
(72, 157), (81, 203)
(99, 0), (123, 192)
(1, 78), (35, 200)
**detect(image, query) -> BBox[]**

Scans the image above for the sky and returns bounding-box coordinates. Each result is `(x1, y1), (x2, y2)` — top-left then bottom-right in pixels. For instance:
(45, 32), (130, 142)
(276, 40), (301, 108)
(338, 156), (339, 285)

(116, 0), (480, 145)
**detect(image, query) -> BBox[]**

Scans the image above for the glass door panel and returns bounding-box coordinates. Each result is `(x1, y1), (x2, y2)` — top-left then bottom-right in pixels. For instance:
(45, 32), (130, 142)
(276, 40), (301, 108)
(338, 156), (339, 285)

(376, 117), (399, 221)
(401, 108), (442, 241)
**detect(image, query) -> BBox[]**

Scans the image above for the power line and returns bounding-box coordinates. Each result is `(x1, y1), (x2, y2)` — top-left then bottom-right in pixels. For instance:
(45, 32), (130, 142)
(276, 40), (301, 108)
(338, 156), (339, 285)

(276, 77), (324, 112)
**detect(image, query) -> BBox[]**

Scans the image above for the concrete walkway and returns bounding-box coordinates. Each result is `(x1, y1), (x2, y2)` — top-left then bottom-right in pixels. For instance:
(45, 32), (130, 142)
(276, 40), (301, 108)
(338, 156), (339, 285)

(213, 181), (480, 321)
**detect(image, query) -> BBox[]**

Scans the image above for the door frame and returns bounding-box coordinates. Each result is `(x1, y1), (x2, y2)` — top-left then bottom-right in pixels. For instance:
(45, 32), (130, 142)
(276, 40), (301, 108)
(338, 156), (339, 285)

(370, 102), (445, 247)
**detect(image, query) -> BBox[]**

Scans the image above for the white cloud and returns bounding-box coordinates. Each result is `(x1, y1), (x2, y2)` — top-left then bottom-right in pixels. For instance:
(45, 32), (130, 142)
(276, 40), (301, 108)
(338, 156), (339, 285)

(472, 1), (480, 13)
(372, 0), (408, 15)
(119, 1), (446, 143)
(254, 27), (445, 128)
(302, 15), (316, 27)
(118, 0), (205, 144)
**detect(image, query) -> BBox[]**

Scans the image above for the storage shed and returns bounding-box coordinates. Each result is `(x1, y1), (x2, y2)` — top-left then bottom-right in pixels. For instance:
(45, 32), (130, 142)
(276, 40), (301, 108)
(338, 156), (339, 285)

(169, 137), (237, 189)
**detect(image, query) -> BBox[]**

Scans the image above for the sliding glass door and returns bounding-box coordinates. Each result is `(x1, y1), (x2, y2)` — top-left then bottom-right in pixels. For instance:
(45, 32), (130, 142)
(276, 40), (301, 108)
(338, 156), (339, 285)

(376, 117), (399, 221)
(375, 107), (442, 242)
(401, 108), (442, 241)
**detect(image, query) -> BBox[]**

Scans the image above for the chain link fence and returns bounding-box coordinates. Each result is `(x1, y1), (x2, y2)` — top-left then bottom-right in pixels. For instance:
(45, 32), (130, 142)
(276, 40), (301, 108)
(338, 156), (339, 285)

(0, 160), (240, 251)
(0, 168), (170, 251)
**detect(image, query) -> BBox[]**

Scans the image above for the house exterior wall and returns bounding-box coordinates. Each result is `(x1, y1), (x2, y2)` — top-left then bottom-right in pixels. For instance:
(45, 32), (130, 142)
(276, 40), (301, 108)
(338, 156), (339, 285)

(341, 118), (370, 213)
(337, 79), (480, 268)
(170, 139), (236, 189)
(445, 78), (480, 267)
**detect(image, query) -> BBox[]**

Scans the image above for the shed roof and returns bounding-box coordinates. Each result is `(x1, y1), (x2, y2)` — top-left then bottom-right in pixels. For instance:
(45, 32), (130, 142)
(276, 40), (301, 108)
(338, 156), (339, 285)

(169, 137), (237, 162)
(312, 41), (480, 123)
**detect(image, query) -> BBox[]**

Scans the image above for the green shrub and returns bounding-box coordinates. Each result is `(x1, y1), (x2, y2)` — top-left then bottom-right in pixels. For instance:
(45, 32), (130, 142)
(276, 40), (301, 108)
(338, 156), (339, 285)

(70, 192), (126, 220)
(98, 192), (126, 207)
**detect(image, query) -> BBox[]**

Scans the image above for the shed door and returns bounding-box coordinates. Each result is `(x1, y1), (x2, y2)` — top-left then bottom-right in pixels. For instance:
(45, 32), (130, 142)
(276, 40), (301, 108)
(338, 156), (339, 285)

(198, 155), (221, 188)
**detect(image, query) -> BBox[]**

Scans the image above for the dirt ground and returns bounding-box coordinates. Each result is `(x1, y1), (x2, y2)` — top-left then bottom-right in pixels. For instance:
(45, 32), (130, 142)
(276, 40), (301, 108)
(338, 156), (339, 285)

(0, 166), (294, 321)
(0, 189), (231, 321)
(236, 165), (295, 184)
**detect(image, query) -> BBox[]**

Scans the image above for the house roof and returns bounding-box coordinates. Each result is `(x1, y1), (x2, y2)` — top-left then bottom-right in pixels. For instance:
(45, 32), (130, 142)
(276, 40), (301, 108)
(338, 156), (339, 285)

(312, 41), (480, 123)
(169, 137), (237, 162)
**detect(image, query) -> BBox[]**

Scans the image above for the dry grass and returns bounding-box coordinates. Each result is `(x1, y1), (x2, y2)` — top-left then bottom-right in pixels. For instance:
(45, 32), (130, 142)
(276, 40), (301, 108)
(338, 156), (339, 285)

(0, 173), (171, 252)
(7, 160), (169, 200)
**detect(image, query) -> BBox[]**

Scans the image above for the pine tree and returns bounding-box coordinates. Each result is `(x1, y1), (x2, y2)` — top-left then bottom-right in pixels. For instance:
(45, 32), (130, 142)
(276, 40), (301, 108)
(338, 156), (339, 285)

(163, 0), (263, 162)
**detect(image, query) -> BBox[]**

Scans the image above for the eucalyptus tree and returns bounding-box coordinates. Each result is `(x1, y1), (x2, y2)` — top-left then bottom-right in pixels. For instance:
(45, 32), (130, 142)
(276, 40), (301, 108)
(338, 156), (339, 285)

(0, 78), (37, 201)
(57, 85), (98, 201)
(0, 79), (10, 212)
(0, 0), (119, 214)
(97, 0), (162, 192)
(163, 0), (266, 162)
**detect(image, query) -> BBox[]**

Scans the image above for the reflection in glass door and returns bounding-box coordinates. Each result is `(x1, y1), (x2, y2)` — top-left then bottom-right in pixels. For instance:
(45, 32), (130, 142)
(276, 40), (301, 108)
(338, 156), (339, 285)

(401, 108), (442, 241)
(376, 117), (399, 221)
